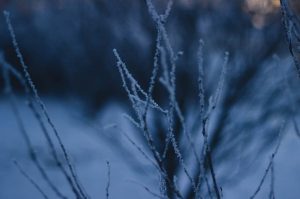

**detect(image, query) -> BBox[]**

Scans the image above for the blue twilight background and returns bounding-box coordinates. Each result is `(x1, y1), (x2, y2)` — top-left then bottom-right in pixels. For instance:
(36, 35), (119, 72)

(1, 0), (300, 198)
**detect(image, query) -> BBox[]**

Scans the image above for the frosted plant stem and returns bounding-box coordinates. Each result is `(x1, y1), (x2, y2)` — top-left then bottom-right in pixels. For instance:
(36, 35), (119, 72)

(201, 118), (221, 199)
(3, 11), (87, 199)
(113, 49), (162, 165)
(1, 65), (68, 199)
(280, 0), (300, 77)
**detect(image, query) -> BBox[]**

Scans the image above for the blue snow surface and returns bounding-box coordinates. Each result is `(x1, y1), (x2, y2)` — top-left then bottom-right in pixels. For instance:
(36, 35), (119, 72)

(1, 97), (300, 199)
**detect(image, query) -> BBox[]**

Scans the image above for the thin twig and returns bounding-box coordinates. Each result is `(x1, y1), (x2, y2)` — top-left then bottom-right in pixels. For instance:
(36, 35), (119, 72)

(3, 11), (88, 199)
(250, 121), (286, 199)
(1, 56), (68, 199)
(269, 163), (275, 199)
(13, 160), (49, 199)
(129, 180), (166, 199)
(106, 161), (111, 199)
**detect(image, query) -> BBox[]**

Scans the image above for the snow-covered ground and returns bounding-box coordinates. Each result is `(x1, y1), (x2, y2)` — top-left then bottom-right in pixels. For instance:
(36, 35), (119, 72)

(0, 98), (156, 199)
(1, 97), (300, 198)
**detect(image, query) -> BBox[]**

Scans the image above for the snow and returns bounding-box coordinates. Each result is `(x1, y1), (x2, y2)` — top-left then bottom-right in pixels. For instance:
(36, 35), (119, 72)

(1, 97), (300, 198)
(0, 98), (155, 199)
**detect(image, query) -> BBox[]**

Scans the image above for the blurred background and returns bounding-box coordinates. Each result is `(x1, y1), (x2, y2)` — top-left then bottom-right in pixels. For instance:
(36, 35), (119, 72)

(1, 0), (300, 198)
